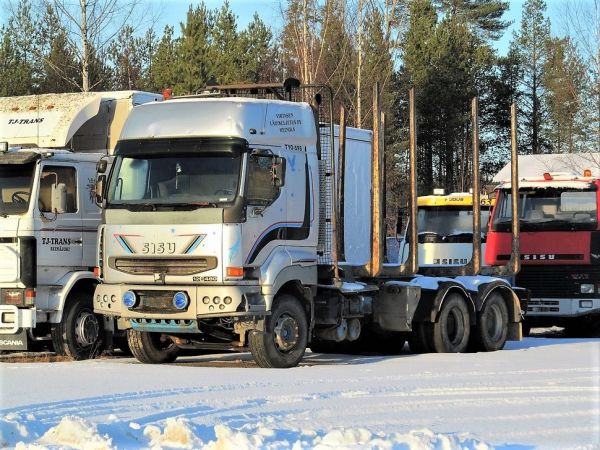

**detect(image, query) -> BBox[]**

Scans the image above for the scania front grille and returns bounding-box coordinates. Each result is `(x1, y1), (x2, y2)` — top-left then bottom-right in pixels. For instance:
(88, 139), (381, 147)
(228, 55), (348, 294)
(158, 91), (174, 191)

(110, 257), (217, 275)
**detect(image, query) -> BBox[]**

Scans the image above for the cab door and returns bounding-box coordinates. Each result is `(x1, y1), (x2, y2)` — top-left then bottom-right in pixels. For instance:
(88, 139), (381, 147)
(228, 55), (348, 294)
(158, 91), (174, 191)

(241, 150), (288, 266)
(35, 163), (83, 286)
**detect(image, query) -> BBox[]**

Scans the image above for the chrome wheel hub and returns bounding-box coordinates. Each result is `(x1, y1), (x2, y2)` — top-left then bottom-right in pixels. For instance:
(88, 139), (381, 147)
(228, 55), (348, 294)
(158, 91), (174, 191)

(273, 314), (299, 353)
(75, 311), (100, 347)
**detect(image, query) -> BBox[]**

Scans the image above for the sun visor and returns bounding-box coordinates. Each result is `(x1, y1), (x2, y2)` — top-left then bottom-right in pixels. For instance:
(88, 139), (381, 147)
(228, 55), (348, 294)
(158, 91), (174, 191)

(0, 93), (102, 148)
(0, 151), (41, 165)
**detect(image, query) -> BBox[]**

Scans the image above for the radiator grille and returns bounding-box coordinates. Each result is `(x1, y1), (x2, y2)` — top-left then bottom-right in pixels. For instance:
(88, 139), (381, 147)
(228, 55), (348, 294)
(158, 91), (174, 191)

(110, 257), (217, 275)
(516, 265), (600, 299)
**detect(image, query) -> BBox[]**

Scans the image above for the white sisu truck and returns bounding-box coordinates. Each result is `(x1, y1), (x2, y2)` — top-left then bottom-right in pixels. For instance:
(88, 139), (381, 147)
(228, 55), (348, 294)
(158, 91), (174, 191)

(0, 91), (161, 358)
(93, 80), (525, 367)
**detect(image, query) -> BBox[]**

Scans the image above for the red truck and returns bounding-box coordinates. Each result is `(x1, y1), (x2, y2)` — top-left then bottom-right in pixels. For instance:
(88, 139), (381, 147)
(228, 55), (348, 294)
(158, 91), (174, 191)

(486, 153), (600, 336)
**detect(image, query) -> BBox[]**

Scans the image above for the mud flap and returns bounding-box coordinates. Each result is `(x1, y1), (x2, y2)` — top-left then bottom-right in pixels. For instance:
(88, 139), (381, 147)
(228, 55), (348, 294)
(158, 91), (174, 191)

(374, 284), (420, 332)
(0, 329), (28, 350)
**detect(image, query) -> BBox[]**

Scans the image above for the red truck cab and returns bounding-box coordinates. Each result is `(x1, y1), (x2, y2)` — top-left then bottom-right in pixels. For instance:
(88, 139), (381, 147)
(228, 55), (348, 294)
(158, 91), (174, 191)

(486, 170), (600, 336)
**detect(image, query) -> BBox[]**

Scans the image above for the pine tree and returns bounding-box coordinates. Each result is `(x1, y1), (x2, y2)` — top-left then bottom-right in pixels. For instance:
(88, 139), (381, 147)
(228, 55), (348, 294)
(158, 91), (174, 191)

(210, 1), (242, 84)
(174, 4), (214, 94)
(239, 14), (278, 82)
(435, 0), (510, 40)
(39, 4), (79, 92)
(543, 37), (587, 153)
(512, 0), (552, 154)
(148, 26), (177, 93)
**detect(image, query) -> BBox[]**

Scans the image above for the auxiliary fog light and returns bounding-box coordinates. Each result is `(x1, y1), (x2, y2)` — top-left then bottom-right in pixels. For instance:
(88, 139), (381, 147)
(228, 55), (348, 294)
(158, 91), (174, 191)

(579, 300), (593, 309)
(173, 291), (189, 310)
(123, 290), (137, 308)
(224, 296), (232, 305)
(202, 296), (210, 304)
(580, 283), (594, 294)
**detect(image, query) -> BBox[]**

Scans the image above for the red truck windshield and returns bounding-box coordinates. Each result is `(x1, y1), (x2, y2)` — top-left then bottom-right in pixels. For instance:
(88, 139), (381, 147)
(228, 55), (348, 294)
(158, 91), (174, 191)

(492, 187), (598, 232)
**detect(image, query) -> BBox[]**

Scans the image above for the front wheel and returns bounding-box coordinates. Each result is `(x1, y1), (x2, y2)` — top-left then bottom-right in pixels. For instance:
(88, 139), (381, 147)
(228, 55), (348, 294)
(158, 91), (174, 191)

(249, 294), (308, 368)
(127, 330), (179, 364)
(473, 293), (509, 352)
(431, 293), (471, 353)
(51, 293), (104, 360)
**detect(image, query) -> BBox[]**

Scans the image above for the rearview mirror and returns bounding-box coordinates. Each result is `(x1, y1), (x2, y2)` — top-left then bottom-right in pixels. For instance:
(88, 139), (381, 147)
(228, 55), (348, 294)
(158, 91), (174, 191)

(272, 156), (286, 187)
(51, 183), (67, 214)
(95, 175), (106, 206)
(96, 158), (108, 174)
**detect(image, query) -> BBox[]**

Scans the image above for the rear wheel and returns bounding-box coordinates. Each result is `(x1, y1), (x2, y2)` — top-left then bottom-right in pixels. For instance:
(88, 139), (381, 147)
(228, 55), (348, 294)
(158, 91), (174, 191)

(51, 293), (104, 360)
(431, 293), (471, 353)
(473, 293), (509, 351)
(249, 294), (308, 368)
(127, 330), (179, 364)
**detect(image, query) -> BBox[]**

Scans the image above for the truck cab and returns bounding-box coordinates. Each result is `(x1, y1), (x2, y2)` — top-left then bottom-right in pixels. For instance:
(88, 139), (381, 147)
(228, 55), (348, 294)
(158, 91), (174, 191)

(486, 153), (600, 335)
(0, 91), (161, 357)
(397, 191), (493, 267)
(94, 82), (523, 367)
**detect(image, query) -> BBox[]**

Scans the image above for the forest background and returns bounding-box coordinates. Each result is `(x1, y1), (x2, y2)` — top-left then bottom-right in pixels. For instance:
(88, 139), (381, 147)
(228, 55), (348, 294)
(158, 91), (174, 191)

(1, 0), (598, 227)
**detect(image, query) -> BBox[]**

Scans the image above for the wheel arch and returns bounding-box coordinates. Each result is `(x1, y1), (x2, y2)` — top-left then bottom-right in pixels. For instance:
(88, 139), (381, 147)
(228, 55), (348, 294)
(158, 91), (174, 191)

(431, 283), (476, 326)
(48, 272), (99, 323)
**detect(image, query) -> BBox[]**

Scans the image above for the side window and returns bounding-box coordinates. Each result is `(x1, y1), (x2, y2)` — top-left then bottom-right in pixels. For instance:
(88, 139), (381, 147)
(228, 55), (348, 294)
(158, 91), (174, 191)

(246, 155), (281, 206)
(39, 165), (77, 213)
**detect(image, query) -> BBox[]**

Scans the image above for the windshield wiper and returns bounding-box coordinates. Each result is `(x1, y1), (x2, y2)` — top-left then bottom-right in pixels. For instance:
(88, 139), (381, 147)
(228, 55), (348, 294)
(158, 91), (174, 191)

(154, 202), (219, 210)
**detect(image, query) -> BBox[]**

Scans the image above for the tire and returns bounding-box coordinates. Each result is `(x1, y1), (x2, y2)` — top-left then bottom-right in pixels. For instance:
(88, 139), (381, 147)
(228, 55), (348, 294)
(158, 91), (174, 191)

(127, 330), (179, 364)
(431, 293), (471, 353)
(51, 293), (104, 360)
(473, 293), (509, 352)
(249, 294), (308, 368)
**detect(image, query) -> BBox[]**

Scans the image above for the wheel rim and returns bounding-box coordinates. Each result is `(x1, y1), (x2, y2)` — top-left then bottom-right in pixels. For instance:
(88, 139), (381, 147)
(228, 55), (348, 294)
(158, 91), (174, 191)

(75, 311), (100, 347)
(485, 304), (503, 342)
(446, 308), (464, 345)
(273, 313), (299, 353)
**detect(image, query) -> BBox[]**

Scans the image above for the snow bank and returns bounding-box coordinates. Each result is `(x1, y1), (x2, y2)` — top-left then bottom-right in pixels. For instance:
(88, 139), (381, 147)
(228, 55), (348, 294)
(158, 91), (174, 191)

(1, 337), (598, 449)
(144, 417), (202, 449)
(36, 416), (112, 449)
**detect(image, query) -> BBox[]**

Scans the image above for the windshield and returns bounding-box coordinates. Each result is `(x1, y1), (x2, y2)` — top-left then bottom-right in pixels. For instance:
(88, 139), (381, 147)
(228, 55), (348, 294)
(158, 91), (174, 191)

(0, 163), (35, 216)
(492, 188), (598, 231)
(417, 206), (490, 243)
(107, 153), (242, 208)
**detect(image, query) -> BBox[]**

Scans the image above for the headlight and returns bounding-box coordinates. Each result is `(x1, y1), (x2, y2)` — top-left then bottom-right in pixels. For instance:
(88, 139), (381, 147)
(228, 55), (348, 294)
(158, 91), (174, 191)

(580, 283), (594, 294)
(123, 290), (137, 308)
(173, 291), (189, 310)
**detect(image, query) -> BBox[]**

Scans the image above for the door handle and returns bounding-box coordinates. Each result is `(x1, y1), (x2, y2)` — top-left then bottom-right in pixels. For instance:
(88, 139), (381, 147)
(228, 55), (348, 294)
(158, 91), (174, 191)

(71, 239), (83, 245)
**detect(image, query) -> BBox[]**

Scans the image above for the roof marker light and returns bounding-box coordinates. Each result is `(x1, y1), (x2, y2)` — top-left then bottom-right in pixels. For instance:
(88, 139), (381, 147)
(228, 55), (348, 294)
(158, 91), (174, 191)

(584, 169), (592, 177)
(543, 172), (553, 180)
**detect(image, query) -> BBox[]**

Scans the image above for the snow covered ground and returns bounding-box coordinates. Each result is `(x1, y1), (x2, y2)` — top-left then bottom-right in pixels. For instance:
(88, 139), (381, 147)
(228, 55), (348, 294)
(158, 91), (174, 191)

(1, 333), (599, 450)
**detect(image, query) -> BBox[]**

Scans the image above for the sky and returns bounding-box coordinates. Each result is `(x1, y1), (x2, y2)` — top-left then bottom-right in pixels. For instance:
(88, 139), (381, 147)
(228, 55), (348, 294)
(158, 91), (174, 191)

(148, 0), (569, 56)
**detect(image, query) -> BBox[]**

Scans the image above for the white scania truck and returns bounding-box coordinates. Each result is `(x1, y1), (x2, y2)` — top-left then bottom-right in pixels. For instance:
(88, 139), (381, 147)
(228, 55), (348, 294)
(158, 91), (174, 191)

(94, 81), (525, 367)
(0, 91), (161, 358)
